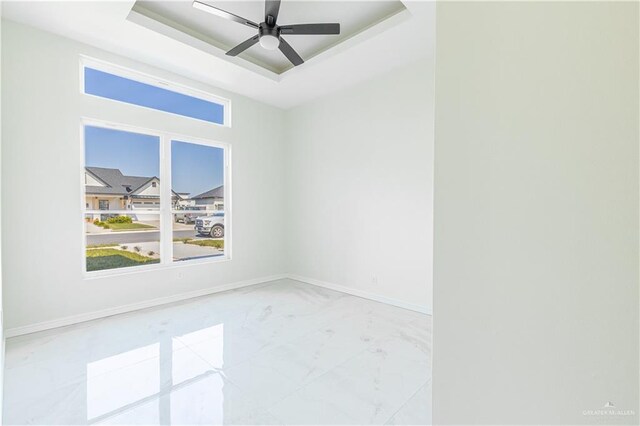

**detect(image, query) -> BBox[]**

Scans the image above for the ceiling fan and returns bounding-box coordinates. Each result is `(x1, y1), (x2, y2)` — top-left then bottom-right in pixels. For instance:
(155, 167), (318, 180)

(192, 0), (340, 66)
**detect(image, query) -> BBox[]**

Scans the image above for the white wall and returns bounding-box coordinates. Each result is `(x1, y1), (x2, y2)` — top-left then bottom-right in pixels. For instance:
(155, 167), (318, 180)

(285, 57), (434, 313)
(433, 2), (639, 424)
(1, 20), (287, 331)
(1, 18), (436, 333)
(0, 8), (4, 420)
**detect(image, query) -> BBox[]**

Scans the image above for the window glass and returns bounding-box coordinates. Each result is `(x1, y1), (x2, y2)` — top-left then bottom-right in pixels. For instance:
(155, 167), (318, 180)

(84, 126), (161, 272)
(171, 140), (225, 262)
(84, 67), (225, 125)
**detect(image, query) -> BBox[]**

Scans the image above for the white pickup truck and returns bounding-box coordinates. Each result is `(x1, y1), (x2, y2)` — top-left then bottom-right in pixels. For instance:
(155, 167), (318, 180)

(194, 212), (225, 238)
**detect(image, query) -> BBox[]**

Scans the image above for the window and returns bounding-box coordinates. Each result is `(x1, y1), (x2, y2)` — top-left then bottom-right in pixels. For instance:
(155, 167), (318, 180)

(171, 140), (225, 262)
(82, 122), (230, 274)
(82, 58), (230, 126)
(84, 125), (161, 273)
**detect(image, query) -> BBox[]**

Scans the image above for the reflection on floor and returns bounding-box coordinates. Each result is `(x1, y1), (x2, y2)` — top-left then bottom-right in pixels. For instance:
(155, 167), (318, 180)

(3, 279), (431, 425)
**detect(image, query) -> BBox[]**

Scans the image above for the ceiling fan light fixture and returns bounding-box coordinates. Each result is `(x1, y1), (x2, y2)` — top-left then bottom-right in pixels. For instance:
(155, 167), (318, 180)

(194, 0), (340, 66)
(259, 34), (280, 50)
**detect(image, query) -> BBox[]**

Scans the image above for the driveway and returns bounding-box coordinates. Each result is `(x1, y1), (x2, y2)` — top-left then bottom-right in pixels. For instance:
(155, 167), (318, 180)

(173, 242), (223, 261)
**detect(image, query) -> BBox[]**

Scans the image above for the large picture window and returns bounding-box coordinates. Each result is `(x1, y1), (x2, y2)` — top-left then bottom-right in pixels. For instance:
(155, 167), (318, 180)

(82, 122), (230, 274)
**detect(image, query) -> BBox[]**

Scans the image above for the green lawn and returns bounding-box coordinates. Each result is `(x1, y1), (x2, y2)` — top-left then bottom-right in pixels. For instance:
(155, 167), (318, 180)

(86, 243), (119, 249)
(105, 222), (156, 231)
(172, 238), (224, 249)
(185, 239), (224, 249)
(86, 248), (159, 271)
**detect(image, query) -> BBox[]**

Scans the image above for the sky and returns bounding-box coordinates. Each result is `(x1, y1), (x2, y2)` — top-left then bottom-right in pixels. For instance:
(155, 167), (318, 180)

(85, 126), (224, 197)
(171, 140), (224, 196)
(85, 67), (224, 124)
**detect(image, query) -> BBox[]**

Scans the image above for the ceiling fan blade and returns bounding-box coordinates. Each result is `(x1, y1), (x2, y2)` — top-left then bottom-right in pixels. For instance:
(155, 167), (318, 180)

(278, 37), (304, 66)
(193, 0), (259, 29)
(226, 35), (260, 56)
(265, 0), (281, 26)
(279, 23), (340, 35)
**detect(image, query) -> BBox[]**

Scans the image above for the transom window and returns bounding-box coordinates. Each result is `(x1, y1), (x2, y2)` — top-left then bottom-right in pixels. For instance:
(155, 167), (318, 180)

(81, 57), (230, 126)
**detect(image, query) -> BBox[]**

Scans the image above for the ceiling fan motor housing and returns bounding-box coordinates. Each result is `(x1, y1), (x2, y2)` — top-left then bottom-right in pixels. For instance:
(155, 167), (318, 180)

(258, 22), (281, 50)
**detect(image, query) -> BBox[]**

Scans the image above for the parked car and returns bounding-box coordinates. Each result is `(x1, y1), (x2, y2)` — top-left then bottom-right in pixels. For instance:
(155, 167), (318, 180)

(175, 207), (204, 224)
(195, 212), (224, 238)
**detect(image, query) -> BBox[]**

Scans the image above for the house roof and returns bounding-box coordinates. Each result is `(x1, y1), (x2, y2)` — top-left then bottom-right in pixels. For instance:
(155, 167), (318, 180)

(191, 185), (224, 200)
(85, 167), (157, 196)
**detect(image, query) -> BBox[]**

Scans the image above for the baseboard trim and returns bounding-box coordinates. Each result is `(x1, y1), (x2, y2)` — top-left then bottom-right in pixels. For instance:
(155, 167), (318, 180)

(288, 274), (432, 315)
(5, 274), (288, 338)
(6, 273), (430, 338)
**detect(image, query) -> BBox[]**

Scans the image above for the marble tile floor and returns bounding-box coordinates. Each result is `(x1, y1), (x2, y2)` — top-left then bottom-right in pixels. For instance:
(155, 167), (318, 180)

(3, 279), (431, 425)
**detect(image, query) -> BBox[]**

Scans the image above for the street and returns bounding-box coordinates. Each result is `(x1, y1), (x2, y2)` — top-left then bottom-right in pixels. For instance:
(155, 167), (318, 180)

(87, 229), (200, 245)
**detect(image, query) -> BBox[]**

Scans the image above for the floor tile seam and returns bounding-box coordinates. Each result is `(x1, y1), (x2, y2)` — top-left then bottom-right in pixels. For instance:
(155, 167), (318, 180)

(87, 369), (221, 424)
(17, 344), (206, 402)
(269, 309), (409, 386)
(183, 302), (363, 374)
(262, 325), (430, 420)
(210, 368), (288, 424)
(186, 304), (361, 368)
(263, 341), (377, 416)
(382, 378), (432, 425)
(214, 338), (377, 419)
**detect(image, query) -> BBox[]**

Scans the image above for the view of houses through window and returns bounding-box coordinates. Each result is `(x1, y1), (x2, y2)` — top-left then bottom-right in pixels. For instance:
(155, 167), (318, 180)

(171, 140), (226, 262)
(83, 125), (227, 272)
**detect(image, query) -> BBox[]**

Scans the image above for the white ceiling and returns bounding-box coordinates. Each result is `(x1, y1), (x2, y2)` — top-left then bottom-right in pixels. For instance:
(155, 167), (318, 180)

(133, 1), (406, 74)
(1, 1), (435, 109)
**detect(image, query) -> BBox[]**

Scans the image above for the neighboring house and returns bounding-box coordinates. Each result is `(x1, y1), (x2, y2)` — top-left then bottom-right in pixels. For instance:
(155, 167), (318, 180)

(84, 167), (182, 219)
(191, 185), (224, 211)
(175, 193), (194, 207)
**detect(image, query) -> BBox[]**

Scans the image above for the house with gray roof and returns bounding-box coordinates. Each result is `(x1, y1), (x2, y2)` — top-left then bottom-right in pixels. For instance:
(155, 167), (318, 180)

(85, 167), (183, 217)
(191, 185), (224, 211)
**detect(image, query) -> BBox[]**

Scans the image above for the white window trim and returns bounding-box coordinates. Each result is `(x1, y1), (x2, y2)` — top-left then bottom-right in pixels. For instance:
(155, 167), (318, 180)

(79, 56), (232, 128)
(81, 117), (232, 278)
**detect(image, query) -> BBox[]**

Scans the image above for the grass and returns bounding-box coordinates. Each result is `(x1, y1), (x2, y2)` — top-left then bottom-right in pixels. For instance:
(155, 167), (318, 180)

(86, 248), (159, 272)
(172, 238), (224, 250)
(185, 239), (224, 249)
(86, 243), (119, 249)
(104, 222), (156, 231)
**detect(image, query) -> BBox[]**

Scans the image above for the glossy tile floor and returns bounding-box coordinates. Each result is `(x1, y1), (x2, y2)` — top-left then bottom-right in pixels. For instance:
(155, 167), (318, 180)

(3, 279), (431, 425)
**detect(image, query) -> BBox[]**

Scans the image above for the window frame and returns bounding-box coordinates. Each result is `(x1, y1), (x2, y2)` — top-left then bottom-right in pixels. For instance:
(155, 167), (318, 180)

(81, 118), (232, 278)
(80, 56), (232, 128)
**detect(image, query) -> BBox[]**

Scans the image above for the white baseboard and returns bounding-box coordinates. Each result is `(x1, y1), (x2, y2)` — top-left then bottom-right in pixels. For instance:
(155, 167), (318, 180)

(5, 273), (430, 338)
(5, 274), (287, 338)
(288, 274), (432, 315)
